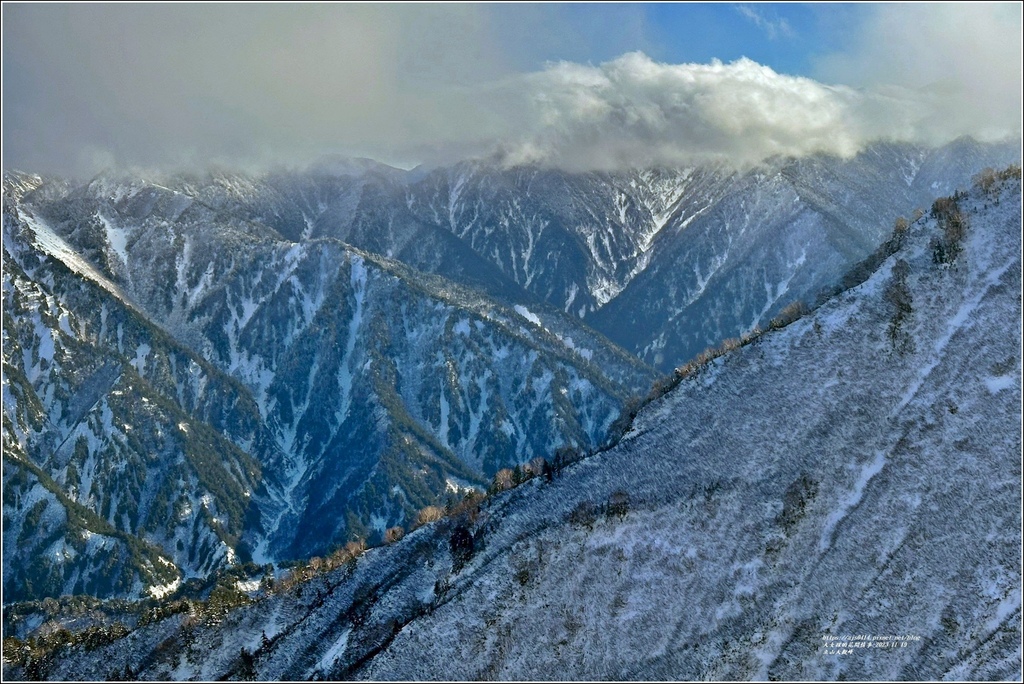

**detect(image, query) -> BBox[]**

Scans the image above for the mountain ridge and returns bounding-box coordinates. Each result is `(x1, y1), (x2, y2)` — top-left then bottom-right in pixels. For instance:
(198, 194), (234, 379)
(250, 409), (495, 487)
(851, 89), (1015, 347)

(2, 178), (654, 600)
(2, 138), (1019, 603)
(7, 163), (1018, 682)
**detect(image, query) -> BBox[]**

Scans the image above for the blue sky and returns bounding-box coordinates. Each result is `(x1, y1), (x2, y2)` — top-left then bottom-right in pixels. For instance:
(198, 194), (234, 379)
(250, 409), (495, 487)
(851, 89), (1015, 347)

(644, 4), (833, 72)
(502, 4), (834, 74)
(3, 3), (1020, 175)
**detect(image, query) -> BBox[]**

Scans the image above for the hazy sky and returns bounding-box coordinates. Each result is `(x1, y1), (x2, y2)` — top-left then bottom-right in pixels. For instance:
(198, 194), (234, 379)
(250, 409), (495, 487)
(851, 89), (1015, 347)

(3, 3), (1021, 176)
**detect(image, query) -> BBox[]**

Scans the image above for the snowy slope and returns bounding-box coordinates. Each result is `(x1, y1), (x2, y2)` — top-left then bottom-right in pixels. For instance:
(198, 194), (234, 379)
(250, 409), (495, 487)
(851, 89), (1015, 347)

(404, 163), (735, 318)
(3, 173), (654, 597)
(593, 138), (1021, 369)
(2, 137), (1017, 605)
(62, 139), (1016, 375)
(176, 139), (1018, 371)
(3, 202), (269, 601)
(19, 171), (1019, 680)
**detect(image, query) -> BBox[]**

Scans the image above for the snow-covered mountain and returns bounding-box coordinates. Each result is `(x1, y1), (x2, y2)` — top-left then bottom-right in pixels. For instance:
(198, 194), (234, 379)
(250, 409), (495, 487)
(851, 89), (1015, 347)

(3, 201), (267, 601)
(1, 137), (1017, 605)
(14, 167), (1017, 681)
(135, 138), (1017, 370)
(2, 174), (653, 601)
(590, 138), (1021, 367)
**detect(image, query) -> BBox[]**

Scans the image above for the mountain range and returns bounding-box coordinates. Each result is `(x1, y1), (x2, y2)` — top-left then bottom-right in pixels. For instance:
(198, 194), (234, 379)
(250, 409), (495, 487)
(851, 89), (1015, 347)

(5, 155), (1019, 681)
(1, 136), (1019, 606)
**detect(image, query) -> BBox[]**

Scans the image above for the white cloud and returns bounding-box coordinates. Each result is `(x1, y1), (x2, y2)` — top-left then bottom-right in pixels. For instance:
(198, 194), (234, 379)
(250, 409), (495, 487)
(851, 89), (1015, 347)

(814, 3), (1022, 146)
(476, 2), (1022, 172)
(483, 4), (1022, 169)
(480, 53), (932, 170)
(736, 5), (795, 40)
(3, 4), (1019, 176)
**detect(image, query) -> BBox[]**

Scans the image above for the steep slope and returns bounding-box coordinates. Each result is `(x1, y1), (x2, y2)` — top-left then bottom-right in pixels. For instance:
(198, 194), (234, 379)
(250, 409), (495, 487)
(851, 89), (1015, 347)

(2, 137), (1016, 603)
(405, 163), (733, 317)
(166, 166), (533, 302)
(176, 140), (1021, 372)
(33, 138), (1015, 376)
(3, 176), (654, 597)
(24, 170), (1018, 680)
(238, 141), (1015, 373)
(66, 139), (1017, 375)
(3, 198), (270, 602)
(592, 138), (1021, 368)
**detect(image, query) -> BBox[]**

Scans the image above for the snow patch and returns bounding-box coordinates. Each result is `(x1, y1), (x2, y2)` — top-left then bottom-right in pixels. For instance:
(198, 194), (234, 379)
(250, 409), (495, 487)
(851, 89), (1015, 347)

(987, 586), (1021, 632)
(438, 388), (450, 447)
(984, 375), (1017, 394)
(148, 577), (181, 600)
(445, 478), (477, 496)
(315, 628), (352, 675)
(819, 451), (887, 553)
(131, 343), (151, 375)
(98, 212), (129, 267)
(235, 579), (261, 593)
(514, 305), (542, 327)
(21, 210), (134, 308)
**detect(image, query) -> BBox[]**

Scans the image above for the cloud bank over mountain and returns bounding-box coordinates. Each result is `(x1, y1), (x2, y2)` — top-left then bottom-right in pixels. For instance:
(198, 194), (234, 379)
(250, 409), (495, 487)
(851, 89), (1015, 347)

(487, 53), (918, 170)
(3, 4), (1020, 176)
(813, 3), (1022, 145)
(481, 3), (1023, 170)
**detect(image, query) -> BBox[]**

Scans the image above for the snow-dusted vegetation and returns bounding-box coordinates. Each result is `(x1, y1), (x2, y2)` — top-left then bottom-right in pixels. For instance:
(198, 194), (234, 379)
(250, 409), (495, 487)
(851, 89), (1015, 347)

(2, 166), (654, 603)
(7, 170), (1018, 680)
